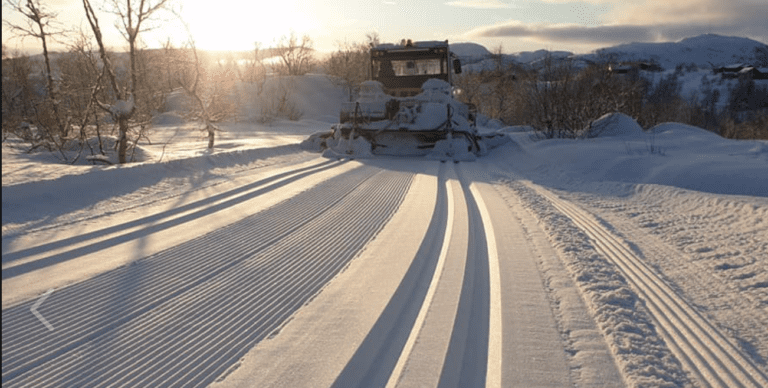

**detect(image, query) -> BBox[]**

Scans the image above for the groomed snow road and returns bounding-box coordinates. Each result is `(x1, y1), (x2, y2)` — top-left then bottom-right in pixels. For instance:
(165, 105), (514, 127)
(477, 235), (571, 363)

(3, 154), (766, 388)
(3, 159), (414, 387)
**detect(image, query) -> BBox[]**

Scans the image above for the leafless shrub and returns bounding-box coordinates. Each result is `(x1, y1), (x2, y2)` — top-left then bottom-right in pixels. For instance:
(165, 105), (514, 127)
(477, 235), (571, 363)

(325, 40), (369, 102)
(1, 48), (38, 140)
(238, 42), (269, 95)
(275, 31), (314, 76)
(255, 78), (303, 123)
(720, 112), (768, 140)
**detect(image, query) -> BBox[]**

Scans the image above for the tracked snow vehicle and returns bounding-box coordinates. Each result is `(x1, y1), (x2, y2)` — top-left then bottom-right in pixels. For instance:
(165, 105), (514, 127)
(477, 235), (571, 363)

(324, 40), (486, 159)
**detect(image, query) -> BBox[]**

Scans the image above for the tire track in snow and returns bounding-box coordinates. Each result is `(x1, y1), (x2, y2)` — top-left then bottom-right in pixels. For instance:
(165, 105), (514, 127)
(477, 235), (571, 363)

(532, 185), (768, 388)
(2, 165), (414, 387)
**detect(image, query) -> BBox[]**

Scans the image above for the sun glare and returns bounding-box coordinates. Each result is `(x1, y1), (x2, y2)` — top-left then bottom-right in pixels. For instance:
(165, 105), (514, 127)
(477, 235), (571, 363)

(182, 0), (316, 52)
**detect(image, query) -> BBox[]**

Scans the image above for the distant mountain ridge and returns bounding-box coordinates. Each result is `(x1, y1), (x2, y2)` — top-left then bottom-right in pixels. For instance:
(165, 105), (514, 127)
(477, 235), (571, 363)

(457, 34), (767, 71)
(450, 42), (492, 59)
(580, 34), (768, 69)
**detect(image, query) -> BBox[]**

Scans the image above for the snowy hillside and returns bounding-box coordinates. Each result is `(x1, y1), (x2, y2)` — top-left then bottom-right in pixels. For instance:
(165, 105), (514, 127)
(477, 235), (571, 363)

(450, 42), (492, 59)
(458, 34), (766, 72)
(580, 34), (768, 69)
(514, 49), (573, 64)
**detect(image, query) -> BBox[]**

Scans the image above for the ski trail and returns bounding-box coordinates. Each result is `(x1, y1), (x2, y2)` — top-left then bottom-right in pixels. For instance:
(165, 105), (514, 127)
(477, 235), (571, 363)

(389, 163), (494, 388)
(382, 164), (454, 388)
(531, 184), (768, 388)
(437, 165), (490, 388)
(328, 162), (449, 388)
(463, 162), (574, 388)
(392, 164), (471, 388)
(467, 181), (501, 388)
(1, 166), (415, 387)
(2, 157), (342, 280)
(2, 159), (356, 358)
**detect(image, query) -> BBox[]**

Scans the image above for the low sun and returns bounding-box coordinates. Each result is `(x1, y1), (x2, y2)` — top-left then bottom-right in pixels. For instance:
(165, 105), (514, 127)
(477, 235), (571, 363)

(182, 0), (315, 52)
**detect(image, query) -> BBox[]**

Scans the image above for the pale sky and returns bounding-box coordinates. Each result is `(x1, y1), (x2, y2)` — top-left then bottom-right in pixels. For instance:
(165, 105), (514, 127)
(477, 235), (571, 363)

(3, 0), (767, 55)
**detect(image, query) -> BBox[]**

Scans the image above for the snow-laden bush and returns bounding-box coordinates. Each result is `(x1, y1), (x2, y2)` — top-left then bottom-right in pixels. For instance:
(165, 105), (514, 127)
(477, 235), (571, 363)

(582, 112), (644, 138)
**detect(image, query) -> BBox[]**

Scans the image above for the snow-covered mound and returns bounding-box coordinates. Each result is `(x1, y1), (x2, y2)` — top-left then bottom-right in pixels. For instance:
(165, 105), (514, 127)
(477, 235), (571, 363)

(323, 136), (374, 158)
(585, 112), (644, 138)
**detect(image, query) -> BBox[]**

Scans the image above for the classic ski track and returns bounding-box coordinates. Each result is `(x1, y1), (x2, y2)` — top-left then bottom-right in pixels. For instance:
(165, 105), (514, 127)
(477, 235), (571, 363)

(530, 184), (768, 388)
(335, 161), (498, 388)
(469, 181), (502, 388)
(565, 190), (768, 372)
(387, 163), (493, 388)
(437, 164), (491, 388)
(329, 162), (450, 388)
(384, 164), (455, 388)
(2, 165), (415, 387)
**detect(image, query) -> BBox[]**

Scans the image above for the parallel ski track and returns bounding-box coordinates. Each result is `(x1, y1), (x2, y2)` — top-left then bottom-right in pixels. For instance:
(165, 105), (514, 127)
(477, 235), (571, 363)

(2, 165), (414, 387)
(328, 162), (494, 388)
(329, 162), (449, 388)
(532, 185), (768, 388)
(438, 165), (490, 388)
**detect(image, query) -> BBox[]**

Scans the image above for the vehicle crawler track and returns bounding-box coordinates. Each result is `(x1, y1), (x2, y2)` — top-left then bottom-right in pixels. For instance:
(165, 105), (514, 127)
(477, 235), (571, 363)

(530, 184), (768, 388)
(1, 165), (414, 388)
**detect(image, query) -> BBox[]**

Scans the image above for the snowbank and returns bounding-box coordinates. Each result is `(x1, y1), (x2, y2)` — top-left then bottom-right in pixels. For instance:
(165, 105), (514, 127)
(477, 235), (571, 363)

(584, 112), (644, 138)
(499, 120), (768, 197)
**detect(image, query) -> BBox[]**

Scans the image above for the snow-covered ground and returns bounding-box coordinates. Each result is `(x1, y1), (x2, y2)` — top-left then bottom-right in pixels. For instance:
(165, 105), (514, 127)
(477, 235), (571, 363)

(3, 74), (767, 387)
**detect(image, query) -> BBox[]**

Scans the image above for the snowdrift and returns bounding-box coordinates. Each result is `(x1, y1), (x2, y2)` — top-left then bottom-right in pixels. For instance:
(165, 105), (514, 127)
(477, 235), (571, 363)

(501, 114), (768, 197)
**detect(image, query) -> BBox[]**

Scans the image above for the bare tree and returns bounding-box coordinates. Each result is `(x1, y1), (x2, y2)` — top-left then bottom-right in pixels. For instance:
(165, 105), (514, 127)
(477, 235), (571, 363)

(81, 0), (170, 163)
(275, 31), (314, 76)
(238, 42), (268, 94)
(57, 31), (108, 160)
(4, 0), (70, 156)
(524, 56), (584, 138)
(325, 40), (369, 101)
(485, 45), (519, 122)
(1, 47), (36, 140)
(167, 38), (221, 149)
(365, 32), (380, 48)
